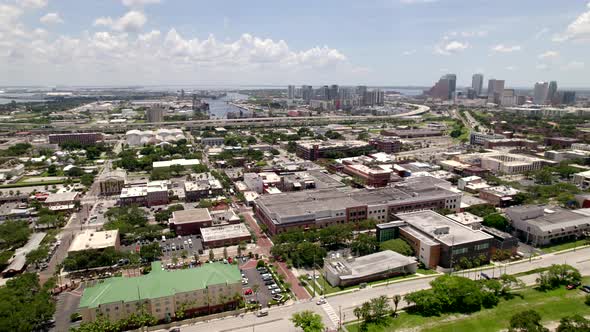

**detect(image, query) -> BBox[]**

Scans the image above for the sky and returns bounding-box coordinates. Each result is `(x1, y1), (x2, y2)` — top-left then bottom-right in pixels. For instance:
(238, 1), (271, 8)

(1, 0), (590, 88)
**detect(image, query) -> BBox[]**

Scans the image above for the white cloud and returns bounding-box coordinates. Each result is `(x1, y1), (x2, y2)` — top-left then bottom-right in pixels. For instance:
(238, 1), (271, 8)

(402, 49), (416, 56)
(40, 12), (64, 25)
(0, 28), (352, 84)
(562, 61), (585, 70)
(122, 0), (160, 7)
(490, 44), (521, 53)
(434, 40), (469, 55)
(553, 3), (590, 42)
(94, 11), (147, 32)
(505, 66), (517, 71)
(19, 0), (48, 9)
(538, 50), (559, 59)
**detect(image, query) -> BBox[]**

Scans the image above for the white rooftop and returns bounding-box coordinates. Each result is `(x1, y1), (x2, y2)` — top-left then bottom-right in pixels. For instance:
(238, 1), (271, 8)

(68, 230), (119, 252)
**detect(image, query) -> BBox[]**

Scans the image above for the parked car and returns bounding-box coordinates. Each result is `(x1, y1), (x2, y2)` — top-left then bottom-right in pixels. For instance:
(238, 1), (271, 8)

(244, 288), (253, 295)
(581, 285), (590, 293)
(566, 282), (581, 290)
(256, 310), (268, 317)
(316, 297), (326, 305)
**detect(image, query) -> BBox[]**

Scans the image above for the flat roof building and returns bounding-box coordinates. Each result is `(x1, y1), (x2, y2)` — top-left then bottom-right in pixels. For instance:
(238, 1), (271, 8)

(153, 159), (200, 170)
(324, 250), (417, 287)
(506, 205), (590, 246)
(44, 191), (79, 211)
(295, 140), (371, 161)
(479, 186), (520, 207)
(388, 210), (494, 269)
(255, 176), (461, 235)
(68, 230), (120, 253)
(200, 224), (251, 248)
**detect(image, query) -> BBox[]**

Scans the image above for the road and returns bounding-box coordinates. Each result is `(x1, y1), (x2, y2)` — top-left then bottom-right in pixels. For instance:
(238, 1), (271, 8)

(0, 103), (431, 131)
(165, 247), (590, 332)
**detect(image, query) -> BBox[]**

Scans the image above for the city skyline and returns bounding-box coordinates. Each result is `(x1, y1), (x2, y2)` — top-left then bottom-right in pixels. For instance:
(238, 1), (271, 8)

(1, 0), (590, 87)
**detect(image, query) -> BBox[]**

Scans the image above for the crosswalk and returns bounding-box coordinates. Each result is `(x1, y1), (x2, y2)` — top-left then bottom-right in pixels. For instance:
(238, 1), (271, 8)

(321, 302), (340, 327)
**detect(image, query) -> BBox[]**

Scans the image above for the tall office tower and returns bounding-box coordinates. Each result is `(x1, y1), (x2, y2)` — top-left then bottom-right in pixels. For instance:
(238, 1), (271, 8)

(329, 84), (339, 100)
(287, 85), (295, 99)
(146, 105), (164, 123)
(442, 74), (457, 99)
(472, 73), (484, 96)
(427, 74), (455, 100)
(356, 86), (368, 105)
(487, 79), (505, 104)
(561, 91), (576, 105)
(180, 89), (185, 99)
(533, 82), (549, 105)
(302, 85), (313, 103)
(547, 81), (558, 103)
(191, 94), (198, 111)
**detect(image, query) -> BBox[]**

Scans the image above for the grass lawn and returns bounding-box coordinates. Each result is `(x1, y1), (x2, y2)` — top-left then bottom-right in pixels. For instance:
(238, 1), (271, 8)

(346, 277), (590, 332)
(541, 240), (589, 253)
(0, 179), (66, 188)
(417, 268), (439, 275)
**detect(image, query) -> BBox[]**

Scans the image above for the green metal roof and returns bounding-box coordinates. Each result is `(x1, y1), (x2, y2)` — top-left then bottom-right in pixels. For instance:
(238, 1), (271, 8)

(79, 262), (241, 309)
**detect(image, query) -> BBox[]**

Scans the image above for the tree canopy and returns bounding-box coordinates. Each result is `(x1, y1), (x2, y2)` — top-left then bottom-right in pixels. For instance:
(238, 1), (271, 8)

(0, 273), (55, 331)
(290, 310), (325, 332)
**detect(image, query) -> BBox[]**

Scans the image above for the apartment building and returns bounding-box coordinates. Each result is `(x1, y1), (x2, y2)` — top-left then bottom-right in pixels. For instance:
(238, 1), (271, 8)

(78, 262), (241, 322)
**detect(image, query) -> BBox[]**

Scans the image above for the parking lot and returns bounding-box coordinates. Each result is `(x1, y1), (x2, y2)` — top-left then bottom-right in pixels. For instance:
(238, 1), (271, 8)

(241, 266), (284, 308)
(121, 234), (203, 260)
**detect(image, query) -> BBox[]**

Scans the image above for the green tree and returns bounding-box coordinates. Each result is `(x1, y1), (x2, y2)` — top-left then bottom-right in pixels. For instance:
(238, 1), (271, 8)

(391, 294), (401, 317)
(26, 246), (49, 268)
(533, 168), (553, 185)
(0, 220), (31, 249)
(556, 315), (590, 332)
(380, 239), (414, 256)
(536, 264), (581, 291)
(47, 164), (57, 176)
(209, 249), (215, 261)
(0, 273), (56, 331)
(350, 233), (379, 256)
(509, 310), (549, 332)
(80, 173), (95, 187)
(139, 242), (162, 262)
(483, 213), (510, 231)
(290, 310), (325, 332)
(170, 164), (185, 176)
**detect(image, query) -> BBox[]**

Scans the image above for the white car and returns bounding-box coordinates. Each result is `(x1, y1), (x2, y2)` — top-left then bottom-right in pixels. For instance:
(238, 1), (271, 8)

(316, 298), (326, 305)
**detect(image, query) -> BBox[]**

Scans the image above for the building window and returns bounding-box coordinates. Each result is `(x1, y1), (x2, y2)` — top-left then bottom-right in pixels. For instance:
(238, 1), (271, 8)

(452, 247), (468, 255)
(475, 243), (489, 251)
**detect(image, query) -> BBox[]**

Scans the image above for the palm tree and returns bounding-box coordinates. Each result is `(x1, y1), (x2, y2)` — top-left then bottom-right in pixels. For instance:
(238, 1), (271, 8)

(392, 294), (401, 317)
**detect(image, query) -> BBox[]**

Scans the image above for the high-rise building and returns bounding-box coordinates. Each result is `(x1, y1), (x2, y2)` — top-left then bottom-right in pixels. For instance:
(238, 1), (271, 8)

(427, 74), (455, 100)
(146, 106), (164, 123)
(487, 79), (505, 104)
(562, 91), (576, 105)
(472, 73), (484, 96)
(500, 89), (517, 106)
(547, 81), (558, 103)
(302, 85), (313, 103)
(287, 85), (295, 99)
(329, 84), (339, 100)
(442, 74), (457, 100)
(533, 82), (549, 105)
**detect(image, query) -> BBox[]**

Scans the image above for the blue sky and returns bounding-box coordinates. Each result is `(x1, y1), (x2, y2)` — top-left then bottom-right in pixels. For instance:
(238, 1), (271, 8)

(1, 0), (590, 88)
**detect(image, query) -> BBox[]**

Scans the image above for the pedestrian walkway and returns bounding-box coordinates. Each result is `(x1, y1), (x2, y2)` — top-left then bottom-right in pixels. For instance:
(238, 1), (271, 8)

(321, 302), (340, 327)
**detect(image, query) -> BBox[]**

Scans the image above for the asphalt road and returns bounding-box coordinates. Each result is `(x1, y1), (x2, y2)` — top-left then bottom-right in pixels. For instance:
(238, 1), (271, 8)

(161, 246), (590, 332)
